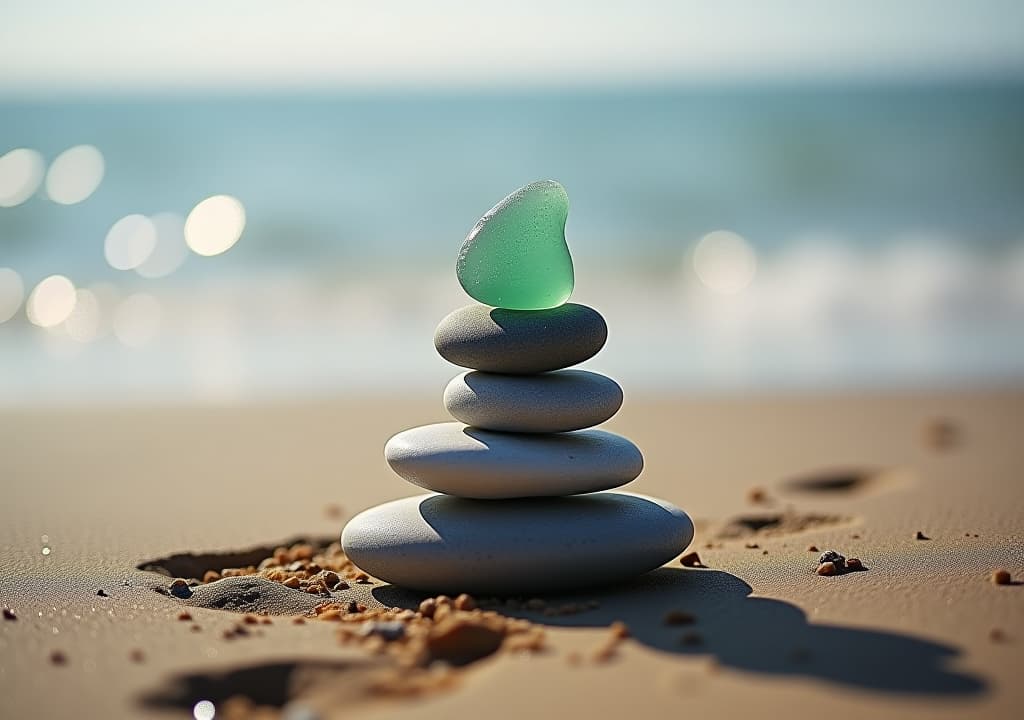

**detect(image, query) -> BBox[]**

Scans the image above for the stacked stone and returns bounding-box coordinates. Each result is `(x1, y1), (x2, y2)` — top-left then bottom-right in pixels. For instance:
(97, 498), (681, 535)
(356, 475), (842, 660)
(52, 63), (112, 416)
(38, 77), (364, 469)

(342, 181), (693, 595)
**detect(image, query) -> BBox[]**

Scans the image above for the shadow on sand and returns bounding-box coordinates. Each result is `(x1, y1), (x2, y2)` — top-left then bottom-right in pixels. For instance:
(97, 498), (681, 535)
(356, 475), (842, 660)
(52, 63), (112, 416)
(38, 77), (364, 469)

(138, 659), (386, 714)
(375, 567), (986, 697)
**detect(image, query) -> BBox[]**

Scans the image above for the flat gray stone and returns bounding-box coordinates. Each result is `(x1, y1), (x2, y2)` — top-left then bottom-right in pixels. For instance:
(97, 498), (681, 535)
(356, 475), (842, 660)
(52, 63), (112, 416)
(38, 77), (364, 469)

(444, 370), (623, 433)
(434, 303), (607, 374)
(384, 422), (642, 499)
(341, 492), (694, 594)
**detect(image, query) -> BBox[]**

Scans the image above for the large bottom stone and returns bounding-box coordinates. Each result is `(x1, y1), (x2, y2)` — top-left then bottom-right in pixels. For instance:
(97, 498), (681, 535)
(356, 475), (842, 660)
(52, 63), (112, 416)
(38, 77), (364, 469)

(341, 492), (694, 594)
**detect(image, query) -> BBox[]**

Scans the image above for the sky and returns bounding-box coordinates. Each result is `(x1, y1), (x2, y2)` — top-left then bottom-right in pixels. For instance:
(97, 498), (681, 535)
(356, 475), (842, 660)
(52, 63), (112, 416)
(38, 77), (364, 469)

(2, 0), (1024, 92)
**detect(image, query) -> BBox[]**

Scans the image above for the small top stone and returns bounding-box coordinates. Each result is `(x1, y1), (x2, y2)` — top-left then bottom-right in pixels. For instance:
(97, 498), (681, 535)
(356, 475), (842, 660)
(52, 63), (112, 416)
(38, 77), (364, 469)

(457, 180), (574, 310)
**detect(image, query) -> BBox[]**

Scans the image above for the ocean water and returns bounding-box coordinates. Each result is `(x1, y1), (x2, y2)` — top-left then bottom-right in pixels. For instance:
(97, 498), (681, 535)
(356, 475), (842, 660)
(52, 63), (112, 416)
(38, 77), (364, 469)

(1, 85), (1023, 404)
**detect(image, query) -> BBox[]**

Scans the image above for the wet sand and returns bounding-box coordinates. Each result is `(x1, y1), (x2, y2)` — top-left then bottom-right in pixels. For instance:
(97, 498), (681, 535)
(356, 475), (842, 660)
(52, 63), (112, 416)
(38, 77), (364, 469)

(1, 390), (1022, 718)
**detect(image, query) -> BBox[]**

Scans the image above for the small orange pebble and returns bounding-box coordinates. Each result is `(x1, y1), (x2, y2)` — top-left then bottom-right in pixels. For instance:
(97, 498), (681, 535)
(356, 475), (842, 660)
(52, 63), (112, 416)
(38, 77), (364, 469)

(318, 610), (343, 622)
(202, 570), (221, 583)
(679, 551), (706, 568)
(992, 569), (1012, 585)
(291, 544), (315, 561)
(341, 600), (359, 614)
(816, 561), (837, 576)
(914, 531), (930, 541)
(177, 611), (193, 621)
(242, 615), (260, 625)
(846, 558), (864, 571)
(435, 595), (452, 607)
(129, 649), (145, 663)
(261, 617), (272, 625)
(190, 624), (201, 632)
(663, 610), (695, 626)
(418, 598), (437, 618)
(292, 617), (306, 625)
(49, 650), (67, 666)
(989, 628), (1007, 643)
(609, 621), (630, 639)
(807, 545), (819, 553)
(454, 594), (476, 611)
(222, 624), (250, 640)
(282, 577), (301, 589)
(747, 487), (767, 504)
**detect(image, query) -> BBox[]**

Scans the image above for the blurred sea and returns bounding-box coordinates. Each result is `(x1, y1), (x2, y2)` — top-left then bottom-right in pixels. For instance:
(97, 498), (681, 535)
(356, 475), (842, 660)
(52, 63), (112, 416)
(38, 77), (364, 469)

(2, 84), (1023, 404)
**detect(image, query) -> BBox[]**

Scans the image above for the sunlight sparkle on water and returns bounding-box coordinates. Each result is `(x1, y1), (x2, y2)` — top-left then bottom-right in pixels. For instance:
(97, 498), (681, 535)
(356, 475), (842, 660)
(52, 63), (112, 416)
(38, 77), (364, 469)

(193, 700), (215, 720)
(45, 145), (105, 205)
(0, 148), (45, 207)
(105, 214), (157, 271)
(27, 275), (77, 328)
(692, 230), (757, 295)
(0, 268), (25, 323)
(185, 195), (245, 257)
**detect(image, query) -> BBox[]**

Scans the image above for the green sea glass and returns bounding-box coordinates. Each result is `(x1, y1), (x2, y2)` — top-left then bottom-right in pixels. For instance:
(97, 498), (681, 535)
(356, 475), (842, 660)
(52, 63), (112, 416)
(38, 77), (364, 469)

(457, 180), (574, 310)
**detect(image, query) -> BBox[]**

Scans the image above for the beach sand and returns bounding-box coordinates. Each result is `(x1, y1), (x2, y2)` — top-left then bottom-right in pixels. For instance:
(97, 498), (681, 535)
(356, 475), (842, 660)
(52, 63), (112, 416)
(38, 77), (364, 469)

(1, 390), (1022, 718)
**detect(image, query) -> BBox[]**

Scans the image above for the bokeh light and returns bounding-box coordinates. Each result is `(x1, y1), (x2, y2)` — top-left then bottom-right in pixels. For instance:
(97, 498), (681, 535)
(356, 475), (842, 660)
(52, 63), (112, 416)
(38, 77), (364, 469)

(44, 145), (105, 205)
(0, 148), (45, 207)
(113, 293), (161, 348)
(0, 268), (25, 323)
(64, 288), (102, 343)
(192, 700), (215, 720)
(692, 230), (758, 294)
(104, 214), (157, 271)
(185, 195), (245, 256)
(137, 212), (188, 278)
(26, 275), (77, 328)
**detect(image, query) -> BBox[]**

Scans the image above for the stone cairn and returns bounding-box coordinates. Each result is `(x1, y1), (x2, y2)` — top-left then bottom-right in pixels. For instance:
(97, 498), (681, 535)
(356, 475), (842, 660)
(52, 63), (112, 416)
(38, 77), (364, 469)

(342, 181), (693, 595)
